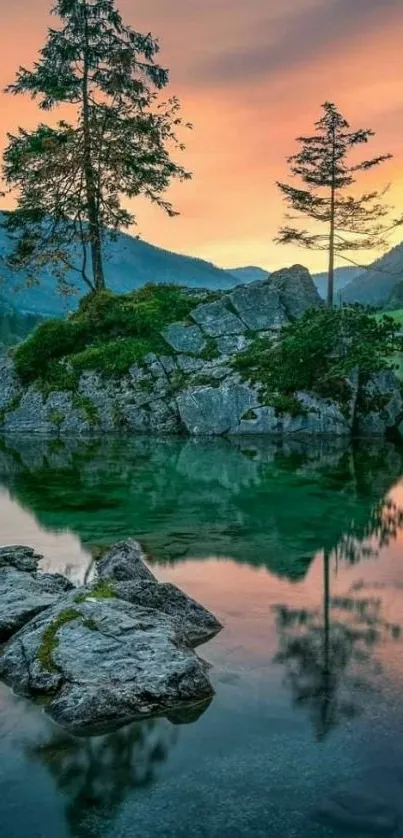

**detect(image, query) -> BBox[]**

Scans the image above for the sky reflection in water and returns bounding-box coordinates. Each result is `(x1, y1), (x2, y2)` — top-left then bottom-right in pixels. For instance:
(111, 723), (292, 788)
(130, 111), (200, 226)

(1, 435), (403, 836)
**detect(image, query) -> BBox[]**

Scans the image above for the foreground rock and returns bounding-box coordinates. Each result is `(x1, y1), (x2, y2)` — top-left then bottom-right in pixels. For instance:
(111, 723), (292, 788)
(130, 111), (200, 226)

(0, 541), (222, 735)
(0, 545), (73, 641)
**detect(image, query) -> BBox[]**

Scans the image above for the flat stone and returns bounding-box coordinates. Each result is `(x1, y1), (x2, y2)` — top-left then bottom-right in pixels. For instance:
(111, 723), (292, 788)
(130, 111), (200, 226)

(216, 334), (250, 356)
(177, 383), (258, 435)
(158, 355), (177, 376)
(177, 355), (205, 374)
(229, 283), (288, 330)
(191, 299), (247, 337)
(317, 789), (399, 834)
(162, 323), (206, 354)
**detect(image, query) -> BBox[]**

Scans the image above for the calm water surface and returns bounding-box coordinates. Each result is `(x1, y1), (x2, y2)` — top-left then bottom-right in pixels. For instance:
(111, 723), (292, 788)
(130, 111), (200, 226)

(1, 435), (403, 837)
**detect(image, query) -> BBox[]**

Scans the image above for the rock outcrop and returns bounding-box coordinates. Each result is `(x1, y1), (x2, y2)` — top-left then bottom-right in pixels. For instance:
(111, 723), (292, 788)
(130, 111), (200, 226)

(0, 540), (222, 735)
(1, 264), (402, 440)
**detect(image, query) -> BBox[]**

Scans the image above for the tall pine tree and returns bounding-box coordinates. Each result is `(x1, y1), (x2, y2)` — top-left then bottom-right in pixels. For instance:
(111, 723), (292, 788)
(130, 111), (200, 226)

(276, 102), (401, 306)
(2, 0), (191, 294)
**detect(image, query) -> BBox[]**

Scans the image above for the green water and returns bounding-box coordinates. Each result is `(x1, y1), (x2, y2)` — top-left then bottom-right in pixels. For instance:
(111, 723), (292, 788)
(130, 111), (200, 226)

(1, 435), (403, 837)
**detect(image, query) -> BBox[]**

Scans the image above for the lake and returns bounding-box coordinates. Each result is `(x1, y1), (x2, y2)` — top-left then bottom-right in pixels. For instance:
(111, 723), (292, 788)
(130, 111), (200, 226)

(1, 434), (403, 837)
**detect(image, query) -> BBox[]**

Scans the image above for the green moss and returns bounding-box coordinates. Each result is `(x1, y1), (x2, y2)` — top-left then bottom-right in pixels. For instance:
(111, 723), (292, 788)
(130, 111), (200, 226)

(72, 393), (100, 426)
(191, 374), (221, 388)
(241, 408), (258, 421)
(74, 580), (116, 604)
(13, 284), (207, 388)
(169, 369), (187, 392)
(111, 401), (127, 429)
(0, 393), (22, 424)
(200, 337), (219, 361)
(234, 306), (403, 410)
(37, 608), (81, 672)
(49, 410), (65, 428)
(269, 394), (307, 418)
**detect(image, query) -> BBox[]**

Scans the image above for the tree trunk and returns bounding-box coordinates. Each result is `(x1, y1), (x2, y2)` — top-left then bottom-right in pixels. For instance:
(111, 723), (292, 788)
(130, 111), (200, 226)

(82, 1), (105, 292)
(327, 214), (335, 308)
(327, 122), (336, 308)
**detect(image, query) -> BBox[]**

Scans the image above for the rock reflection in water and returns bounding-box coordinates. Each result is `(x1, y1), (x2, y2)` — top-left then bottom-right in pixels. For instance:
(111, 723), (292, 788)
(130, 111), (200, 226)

(27, 719), (173, 837)
(25, 698), (211, 838)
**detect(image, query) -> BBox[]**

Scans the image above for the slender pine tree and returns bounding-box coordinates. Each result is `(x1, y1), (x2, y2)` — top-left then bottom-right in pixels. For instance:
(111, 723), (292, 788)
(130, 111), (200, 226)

(276, 102), (401, 306)
(2, 0), (191, 294)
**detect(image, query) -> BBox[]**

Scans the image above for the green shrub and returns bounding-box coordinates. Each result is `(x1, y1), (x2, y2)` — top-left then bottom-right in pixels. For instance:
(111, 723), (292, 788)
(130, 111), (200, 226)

(14, 319), (90, 382)
(13, 284), (201, 386)
(234, 305), (403, 407)
(70, 337), (159, 376)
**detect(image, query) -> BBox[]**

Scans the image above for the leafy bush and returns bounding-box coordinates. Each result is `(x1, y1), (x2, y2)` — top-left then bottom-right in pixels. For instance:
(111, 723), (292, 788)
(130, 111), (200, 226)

(234, 305), (403, 406)
(13, 284), (203, 386)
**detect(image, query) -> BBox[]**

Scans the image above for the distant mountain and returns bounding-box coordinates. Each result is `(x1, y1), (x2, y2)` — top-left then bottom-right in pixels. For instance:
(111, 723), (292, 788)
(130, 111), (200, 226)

(312, 266), (361, 300)
(0, 215), (236, 317)
(226, 266), (269, 284)
(341, 243), (403, 307)
(0, 294), (43, 349)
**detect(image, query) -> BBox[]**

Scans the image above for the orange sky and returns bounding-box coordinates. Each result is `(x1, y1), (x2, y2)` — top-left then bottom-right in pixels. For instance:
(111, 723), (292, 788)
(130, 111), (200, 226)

(0, 0), (402, 272)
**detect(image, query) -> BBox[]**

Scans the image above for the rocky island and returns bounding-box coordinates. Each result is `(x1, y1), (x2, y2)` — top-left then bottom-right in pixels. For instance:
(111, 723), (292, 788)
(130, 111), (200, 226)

(0, 265), (403, 439)
(0, 540), (222, 735)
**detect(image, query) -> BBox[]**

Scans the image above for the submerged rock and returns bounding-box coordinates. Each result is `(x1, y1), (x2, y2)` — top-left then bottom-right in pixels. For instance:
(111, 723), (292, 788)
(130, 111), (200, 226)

(316, 789), (399, 834)
(0, 545), (73, 642)
(0, 539), (222, 735)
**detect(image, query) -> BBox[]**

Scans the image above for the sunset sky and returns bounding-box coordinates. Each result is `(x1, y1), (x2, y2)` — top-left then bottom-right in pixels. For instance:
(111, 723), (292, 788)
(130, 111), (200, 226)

(0, 0), (402, 273)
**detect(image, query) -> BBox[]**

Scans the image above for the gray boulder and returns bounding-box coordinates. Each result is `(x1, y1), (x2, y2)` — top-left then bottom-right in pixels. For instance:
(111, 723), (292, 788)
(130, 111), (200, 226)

(162, 322), (206, 354)
(0, 596), (215, 736)
(229, 282), (288, 330)
(0, 538), (222, 735)
(357, 370), (403, 436)
(0, 356), (22, 414)
(191, 299), (247, 337)
(97, 539), (157, 583)
(177, 383), (258, 435)
(102, 579), (222, 647)
(235, 393), (351, 437)
(269, 264), (323, 318)
(0, 545), (73, 641)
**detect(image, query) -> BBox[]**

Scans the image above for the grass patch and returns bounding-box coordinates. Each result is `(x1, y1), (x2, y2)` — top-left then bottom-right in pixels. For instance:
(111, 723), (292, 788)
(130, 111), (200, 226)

(241, 409), (258, 421)
(72, 393), (100, 426)
(200, 337), (219, 361)
(13, 284), (208, 388)
(74, 580), (117, 604)
(0, 393), (22, 424)
(49, 410), (65, 428)
(234, 305), (403, 410)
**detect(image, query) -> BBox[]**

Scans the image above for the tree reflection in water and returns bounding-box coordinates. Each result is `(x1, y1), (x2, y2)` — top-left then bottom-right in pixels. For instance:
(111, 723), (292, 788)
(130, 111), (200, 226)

(26, 697), (211, 838)
(273, 494), (403, 741)
(27, 718), (175, 838)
